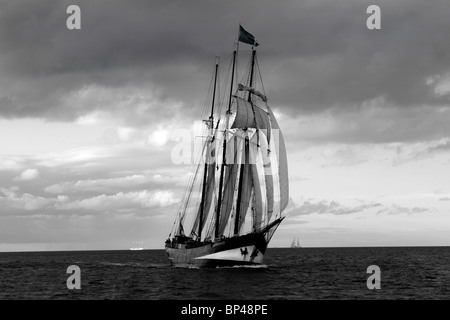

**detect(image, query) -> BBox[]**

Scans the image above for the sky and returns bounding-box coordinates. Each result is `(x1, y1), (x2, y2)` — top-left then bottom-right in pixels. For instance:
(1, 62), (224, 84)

(1, 0), (450, 251)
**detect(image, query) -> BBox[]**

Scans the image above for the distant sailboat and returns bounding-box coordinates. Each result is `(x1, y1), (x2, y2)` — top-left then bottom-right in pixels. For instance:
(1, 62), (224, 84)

(291, 237), (301, 248)
(130, 241), (144, 251)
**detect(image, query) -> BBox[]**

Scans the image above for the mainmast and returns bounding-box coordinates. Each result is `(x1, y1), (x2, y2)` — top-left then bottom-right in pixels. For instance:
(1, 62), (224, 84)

(215, 51), (236, 240)
(234, 47), (256, 236)
(247, 49), (256, 103)
(198, 58), (219, 241)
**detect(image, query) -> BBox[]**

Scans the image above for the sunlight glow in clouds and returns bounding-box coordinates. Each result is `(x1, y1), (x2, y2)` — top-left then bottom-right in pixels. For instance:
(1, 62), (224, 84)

(147, 129), (169, 147)
(14, 168), (39, 181)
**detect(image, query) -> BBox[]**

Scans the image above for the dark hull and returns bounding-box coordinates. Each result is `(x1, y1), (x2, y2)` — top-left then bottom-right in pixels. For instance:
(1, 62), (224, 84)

(165, 217), (283, 268)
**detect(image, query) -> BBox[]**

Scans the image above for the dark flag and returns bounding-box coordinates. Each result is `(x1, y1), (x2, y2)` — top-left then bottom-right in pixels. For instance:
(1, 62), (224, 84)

(238, 25), (259, 46)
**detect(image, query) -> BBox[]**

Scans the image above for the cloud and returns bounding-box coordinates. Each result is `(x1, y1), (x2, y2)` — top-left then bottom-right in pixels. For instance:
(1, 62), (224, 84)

(1, 0), (450, 143)
(147, 129), (170, 147)
(286, 198), (383, 216)
(44, 174), (156, 194)
(44, 175), (148, 194)
(281, 105), (450, 145)
(34, 146), (112, 168)
(0, 186), (177, 215)
(13, 168), (39, 181)
(0, 187), (66, 211)
(55, 190), (178, 212)
(376, 205), (437, 215)
(286, 198), (437, 217)
(0, 156), (24, 171)
(426, 140), (450, 153)
(0, 0), (213, 125)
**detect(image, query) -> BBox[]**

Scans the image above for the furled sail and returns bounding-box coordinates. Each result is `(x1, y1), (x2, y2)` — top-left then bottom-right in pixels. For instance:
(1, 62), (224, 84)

(238, 83), (268, 102)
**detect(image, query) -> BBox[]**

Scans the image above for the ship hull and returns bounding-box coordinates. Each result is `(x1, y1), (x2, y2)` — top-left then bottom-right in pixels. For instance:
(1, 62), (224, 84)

(165, 217), (283, 268)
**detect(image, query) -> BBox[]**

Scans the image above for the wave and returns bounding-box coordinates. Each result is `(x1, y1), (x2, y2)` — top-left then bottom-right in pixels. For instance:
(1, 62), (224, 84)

(216, 264), (268, 269)
(99, 262), (168, 268)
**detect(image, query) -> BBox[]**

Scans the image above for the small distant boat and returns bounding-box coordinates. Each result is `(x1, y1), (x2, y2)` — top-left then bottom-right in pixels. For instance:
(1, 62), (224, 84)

(291, 237), (301, 248)
(130, 241), (144, 251)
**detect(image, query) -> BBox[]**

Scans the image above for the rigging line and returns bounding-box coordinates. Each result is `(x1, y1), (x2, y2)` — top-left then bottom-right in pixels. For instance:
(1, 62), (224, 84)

(188, 174), (204, 237)
(255, 55), (267, 97)
(180, 157), (202, 220)
(177, 132), (204, 214)
(216, 66), (221, 117)
(199, 59), (219, 126)
(180, 136), (209, 231)
(214, 51), (236, 239)
(236, 53), (252, 90)
(172, 162), (199, 236)
(248, 163), (256, 232)
(216, 56), (233, 119)
(176, 62), (219, 226)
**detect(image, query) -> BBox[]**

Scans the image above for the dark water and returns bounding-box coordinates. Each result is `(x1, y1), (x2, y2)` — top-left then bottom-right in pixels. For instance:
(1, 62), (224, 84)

(0, 247), (449, 300)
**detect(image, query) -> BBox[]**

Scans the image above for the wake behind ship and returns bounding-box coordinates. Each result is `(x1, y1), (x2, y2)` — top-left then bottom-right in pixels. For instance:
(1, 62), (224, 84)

(165, 25), (289, 268)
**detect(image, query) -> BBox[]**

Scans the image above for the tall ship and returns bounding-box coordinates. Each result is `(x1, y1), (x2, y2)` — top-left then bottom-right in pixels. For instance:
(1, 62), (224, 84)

(165, 25), (289, 267)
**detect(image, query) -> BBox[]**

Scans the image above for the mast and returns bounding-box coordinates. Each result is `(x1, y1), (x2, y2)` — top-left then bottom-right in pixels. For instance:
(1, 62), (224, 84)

(210, 58), (219, 120)
(247, 49), (256, 103)
(234, 136), (249, 235)
(198, 58), (219, 240)
(215, 51), (236, 240)
(234, 48), (256, 236)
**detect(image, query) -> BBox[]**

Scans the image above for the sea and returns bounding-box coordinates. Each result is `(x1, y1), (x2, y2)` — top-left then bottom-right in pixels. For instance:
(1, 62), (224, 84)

(0, 247), (449, 301)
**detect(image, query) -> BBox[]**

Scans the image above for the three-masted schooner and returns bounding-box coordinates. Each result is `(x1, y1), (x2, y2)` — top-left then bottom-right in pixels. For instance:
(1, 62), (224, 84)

(165, 25), (289, 267)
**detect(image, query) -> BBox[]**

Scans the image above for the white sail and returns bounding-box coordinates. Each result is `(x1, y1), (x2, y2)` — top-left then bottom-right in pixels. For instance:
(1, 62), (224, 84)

(231, 97), (271, 134)
(235, 134), (252, 235)
(191, 131), (217, 238)
(250, 132), (264, 231)
(267, 107), (289, 212)
(258, 130), (274, 221)
(217, 135), (241, 236)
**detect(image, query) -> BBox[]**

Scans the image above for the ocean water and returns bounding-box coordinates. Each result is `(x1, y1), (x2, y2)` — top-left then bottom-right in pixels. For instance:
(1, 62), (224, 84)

(0, 247), (449, 300)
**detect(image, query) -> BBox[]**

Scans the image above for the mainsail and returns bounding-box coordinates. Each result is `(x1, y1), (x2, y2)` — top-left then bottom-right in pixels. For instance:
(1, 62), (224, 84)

(267, 107), (289, 212)
(191, 145), (216, 237)
(231, 97), (271, 136)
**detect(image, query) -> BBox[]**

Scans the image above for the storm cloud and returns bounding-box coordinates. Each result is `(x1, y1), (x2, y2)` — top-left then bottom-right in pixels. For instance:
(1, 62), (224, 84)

(1, 0), (450, 135)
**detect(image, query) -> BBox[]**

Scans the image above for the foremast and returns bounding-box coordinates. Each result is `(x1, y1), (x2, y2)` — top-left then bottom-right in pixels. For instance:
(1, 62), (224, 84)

(215, 50), (236, 240)
(197, 57), (219, 241)
(234, 48), (256, 236)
